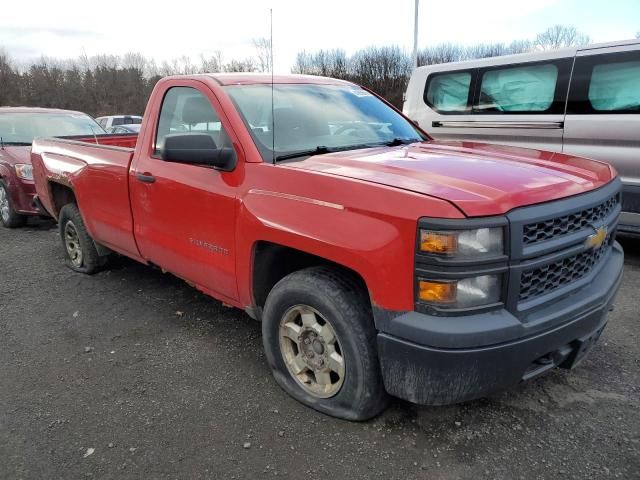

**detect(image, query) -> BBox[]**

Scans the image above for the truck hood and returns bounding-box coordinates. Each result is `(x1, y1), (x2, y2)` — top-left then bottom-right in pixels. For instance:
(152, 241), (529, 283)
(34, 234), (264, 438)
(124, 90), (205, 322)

(0, 145), (31, 167)
(286, 140), (615, 217)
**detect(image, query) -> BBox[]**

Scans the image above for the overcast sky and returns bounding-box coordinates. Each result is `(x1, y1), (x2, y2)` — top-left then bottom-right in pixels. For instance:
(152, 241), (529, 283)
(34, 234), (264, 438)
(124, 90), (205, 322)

(1, 0), (638, 72)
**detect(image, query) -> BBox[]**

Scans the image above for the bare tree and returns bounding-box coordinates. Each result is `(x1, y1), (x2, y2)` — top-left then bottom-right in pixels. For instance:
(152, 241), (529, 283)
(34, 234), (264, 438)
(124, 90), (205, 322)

(253, 37), (272, 72)
(292, 49), (348, 77)
(122, 52), (146, 71)
(224, 58), (257, 72)
(200, 52), (222, 73)
(507, 39), (534, 55)
(535, 25), (591, 50)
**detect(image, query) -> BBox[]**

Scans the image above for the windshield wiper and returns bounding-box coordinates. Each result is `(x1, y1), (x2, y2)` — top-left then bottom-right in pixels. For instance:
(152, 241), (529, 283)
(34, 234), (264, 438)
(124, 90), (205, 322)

(275, 145), (332, 162)
(0, 141), (31, 146)
(381, 138), (419, 147)
(274, 138), (420, 162)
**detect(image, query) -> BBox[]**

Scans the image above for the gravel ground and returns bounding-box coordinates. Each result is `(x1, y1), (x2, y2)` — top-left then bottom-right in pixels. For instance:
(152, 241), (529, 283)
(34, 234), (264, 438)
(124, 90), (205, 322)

(1, 219), (638, 480)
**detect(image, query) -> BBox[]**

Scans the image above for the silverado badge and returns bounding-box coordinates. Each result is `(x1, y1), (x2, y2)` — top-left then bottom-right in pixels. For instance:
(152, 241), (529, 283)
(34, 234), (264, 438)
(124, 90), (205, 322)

(585, 225), (608, 250)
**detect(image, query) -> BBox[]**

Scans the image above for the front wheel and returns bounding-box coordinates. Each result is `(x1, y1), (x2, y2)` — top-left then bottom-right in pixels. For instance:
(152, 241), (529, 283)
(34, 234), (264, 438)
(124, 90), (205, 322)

(262, 267), (388, 420)
(58, 203), (105, 274)
(0, 180), (27, 228)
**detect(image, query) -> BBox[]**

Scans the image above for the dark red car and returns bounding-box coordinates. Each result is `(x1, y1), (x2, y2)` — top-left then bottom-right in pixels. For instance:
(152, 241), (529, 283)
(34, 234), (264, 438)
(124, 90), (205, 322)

(0, 107), (106, 227)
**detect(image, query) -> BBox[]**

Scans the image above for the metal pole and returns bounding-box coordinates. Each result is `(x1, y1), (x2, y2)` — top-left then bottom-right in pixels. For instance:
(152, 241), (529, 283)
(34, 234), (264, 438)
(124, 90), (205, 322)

(412, 0), (419, 70)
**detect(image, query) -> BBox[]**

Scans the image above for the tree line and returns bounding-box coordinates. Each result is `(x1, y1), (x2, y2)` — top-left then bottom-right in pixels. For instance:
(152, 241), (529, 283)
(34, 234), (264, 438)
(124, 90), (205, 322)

(0, 25), (597, 116)
(293, 25), (593, 108)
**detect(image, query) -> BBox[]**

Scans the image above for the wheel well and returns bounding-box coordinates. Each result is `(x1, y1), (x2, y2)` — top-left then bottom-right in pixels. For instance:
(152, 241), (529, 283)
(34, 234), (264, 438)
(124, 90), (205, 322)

(251, 241), (370, 316)
(49, 182), (76, 217)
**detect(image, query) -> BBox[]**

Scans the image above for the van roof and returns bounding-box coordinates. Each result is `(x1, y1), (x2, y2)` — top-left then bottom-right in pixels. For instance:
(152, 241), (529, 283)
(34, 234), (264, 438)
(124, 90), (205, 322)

(414, 38), (640, 71)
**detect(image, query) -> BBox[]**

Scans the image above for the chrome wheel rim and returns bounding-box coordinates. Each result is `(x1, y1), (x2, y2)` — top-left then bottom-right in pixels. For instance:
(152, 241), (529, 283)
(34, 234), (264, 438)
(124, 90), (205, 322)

(0, 186), (9, 223)
(64, 221), (83, 267)
(279, 305), (345, 398)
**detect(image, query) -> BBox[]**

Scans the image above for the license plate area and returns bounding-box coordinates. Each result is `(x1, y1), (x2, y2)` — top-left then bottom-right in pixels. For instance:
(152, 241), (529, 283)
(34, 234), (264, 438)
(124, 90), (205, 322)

(560, 325), (606, 370)
(521, 324), (606, 382)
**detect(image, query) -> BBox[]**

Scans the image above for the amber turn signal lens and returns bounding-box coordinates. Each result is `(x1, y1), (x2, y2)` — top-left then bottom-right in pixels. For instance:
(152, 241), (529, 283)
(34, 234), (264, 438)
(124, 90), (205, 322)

(418, 280), (457, 304)
(420, 231), (457, 254)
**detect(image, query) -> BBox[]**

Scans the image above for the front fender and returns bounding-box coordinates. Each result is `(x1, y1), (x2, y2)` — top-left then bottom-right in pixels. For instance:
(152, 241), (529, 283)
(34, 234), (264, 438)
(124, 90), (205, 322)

(235, 188), (417, 312)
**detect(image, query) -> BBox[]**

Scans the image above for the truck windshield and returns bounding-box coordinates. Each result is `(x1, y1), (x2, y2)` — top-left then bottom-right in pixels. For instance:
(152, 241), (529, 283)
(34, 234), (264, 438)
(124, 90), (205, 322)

(226, 84), (425, 162)
(0, 113), (106, 145)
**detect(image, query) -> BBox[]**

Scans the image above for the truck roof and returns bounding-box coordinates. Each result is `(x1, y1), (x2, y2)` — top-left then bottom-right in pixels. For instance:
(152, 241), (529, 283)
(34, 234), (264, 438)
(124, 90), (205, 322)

(172, 73), (354, 86)
(0, 106), (88, 115)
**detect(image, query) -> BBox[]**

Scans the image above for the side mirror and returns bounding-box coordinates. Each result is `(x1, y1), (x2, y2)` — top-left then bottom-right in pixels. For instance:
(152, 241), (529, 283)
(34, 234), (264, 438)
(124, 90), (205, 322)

(158, 133), (236, 171)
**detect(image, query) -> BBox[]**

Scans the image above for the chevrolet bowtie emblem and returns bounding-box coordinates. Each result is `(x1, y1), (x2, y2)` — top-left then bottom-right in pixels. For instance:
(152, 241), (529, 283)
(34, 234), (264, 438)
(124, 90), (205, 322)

(585, 225), (608, 250)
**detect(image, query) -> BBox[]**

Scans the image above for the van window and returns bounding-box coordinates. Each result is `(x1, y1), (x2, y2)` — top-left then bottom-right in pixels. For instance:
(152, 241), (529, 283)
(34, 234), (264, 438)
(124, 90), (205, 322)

(477, 63), (558, 113)
(568, 50), (640, 115)
(589, 60), (640, 112)
(424, 71), (472, 113)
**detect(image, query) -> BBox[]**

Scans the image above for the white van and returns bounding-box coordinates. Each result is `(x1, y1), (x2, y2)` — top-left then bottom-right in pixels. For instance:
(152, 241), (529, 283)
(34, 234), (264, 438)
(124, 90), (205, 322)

(403, 39), (640, 236)
(95, 115), (143, 130)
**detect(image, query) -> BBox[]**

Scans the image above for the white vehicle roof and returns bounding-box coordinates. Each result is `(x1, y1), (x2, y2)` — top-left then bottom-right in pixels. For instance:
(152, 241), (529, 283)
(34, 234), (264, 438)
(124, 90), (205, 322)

(413, 39), (640, 74)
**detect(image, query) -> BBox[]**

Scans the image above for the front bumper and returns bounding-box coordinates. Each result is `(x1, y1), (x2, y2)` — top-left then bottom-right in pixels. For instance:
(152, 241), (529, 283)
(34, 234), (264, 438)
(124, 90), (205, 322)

(377, 242), (624, 405)
(8, 177), (39, 215)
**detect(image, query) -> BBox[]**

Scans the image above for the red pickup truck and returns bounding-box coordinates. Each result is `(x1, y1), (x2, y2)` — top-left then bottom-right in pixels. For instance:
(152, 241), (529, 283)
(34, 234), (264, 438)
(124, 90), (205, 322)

(31, 74), (624, 420)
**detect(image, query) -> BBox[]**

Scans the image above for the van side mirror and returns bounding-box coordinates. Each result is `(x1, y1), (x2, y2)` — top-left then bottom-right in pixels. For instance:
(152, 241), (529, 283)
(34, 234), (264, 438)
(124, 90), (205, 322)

(158, 133), (236, 171)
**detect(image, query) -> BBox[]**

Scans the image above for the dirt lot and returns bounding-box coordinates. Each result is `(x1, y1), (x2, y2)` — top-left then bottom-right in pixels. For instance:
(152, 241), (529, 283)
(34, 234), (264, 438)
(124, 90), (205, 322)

(1, 219), (638, 480)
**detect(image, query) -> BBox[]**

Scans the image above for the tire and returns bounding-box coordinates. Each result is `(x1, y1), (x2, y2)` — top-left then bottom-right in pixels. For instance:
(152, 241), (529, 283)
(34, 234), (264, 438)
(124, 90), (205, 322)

(58, 203), (105, 274)
(0, 180), (27, 228)
(262, 266), (389, 420)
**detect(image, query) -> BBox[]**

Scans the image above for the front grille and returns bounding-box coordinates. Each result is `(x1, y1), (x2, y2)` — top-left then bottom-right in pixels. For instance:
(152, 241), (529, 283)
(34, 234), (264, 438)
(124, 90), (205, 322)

(523, 194), (619, 245)
(519, 243), (609, 301)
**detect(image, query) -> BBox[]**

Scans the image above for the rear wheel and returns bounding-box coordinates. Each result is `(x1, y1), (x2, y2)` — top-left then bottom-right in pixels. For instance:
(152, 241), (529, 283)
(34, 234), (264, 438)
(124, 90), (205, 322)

(262, 267), (388, 420)
(0, 180), (27, 228)
(58, 203), (105, 274)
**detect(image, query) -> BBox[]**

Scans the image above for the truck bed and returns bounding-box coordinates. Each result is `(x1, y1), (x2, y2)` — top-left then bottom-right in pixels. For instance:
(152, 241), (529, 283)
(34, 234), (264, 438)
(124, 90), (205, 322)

(31, 135), (141, 260)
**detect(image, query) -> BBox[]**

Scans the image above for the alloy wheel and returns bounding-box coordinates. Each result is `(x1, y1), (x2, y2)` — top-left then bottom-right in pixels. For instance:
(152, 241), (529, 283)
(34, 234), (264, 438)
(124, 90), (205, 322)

(64, 221), (84, 267)
(279, 305), (346, 398)
(0, 186), (9, 223)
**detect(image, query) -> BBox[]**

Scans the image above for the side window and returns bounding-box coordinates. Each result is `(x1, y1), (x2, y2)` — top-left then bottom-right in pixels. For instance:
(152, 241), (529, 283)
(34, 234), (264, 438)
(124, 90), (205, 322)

(568, 50), (640, 114)
(423, 71), (472, 113)
(476, 62), (561, 113)
(113, 117), (124, 126)
(154, 86), (231, 156)
(98, 118), (107, 128)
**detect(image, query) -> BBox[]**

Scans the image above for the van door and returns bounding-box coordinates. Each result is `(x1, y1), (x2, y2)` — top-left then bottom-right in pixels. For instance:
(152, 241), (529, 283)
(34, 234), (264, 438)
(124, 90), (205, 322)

(462, 56), (573, 152)
(416, 53), (574, 153)
(405, 65), (475, 139)
(563, 44), (640, 234)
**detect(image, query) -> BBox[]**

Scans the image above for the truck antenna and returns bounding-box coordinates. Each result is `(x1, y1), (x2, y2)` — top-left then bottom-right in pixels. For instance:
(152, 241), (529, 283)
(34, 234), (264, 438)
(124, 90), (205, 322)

(270, 8), (275, 165)
(89, 126), (99, 145)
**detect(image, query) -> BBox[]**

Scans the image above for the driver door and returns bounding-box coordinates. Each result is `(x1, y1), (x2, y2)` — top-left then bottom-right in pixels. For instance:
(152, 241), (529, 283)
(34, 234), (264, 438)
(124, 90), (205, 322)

(130, 83), (240, 302)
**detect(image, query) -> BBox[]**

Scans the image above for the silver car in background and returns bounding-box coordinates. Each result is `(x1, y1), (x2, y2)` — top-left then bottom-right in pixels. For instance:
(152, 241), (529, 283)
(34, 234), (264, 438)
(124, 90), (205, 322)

(403, 39), (640, 236)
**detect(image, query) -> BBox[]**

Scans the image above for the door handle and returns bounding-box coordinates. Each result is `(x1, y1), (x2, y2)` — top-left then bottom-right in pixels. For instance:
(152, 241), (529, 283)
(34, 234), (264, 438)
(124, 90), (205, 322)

(136, 172), (156, 183)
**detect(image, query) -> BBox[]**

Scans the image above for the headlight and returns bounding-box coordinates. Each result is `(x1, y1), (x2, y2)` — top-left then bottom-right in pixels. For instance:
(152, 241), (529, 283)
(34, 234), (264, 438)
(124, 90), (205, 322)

(420, 227), (503, 258)
(15, 164), (33, 181)
(418, 274), (502, 309)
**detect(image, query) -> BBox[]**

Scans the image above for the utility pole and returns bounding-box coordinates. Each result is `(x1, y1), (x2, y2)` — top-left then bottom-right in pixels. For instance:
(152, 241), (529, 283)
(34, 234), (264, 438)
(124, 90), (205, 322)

(412, 0), (419, 70)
